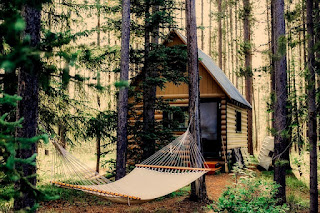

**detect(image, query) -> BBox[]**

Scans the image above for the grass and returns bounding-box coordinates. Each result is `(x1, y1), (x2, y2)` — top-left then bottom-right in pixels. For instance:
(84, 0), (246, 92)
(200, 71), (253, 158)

(259, 170), (310, 211)
(155, 185), (191, 201)
(38, 183), (112, 207)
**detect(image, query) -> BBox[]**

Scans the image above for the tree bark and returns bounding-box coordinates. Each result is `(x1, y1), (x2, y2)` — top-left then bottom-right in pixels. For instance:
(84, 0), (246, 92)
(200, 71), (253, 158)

(273, 0), (288, 205)
(242, 0), (253, 155)
(115, 0), (130, 180)
(209, 0), (212, 56)
(96, 135), (101, 173)
(142, 0), (158, 160)
(217, 0), (222, 68)
(230, 3), (234, 84)
(201, 0), (204, 50)
(306, 0), (318, 212)
(315, 0), (320, 150)
(235, 1), (239, 89)
(186, 0), (208, 203)
(96, 0), (101, 173)
(14, 4), (41, 211)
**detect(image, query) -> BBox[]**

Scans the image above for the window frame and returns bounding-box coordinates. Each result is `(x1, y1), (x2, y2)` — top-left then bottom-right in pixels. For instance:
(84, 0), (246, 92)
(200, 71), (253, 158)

(235, 110), (242, 133)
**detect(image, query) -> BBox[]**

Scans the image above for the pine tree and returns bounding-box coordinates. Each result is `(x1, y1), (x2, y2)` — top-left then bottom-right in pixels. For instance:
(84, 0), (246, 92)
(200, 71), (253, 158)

(14, 2), (42, 210)
(186, 0), (208, 203)
(306, 0), (318, 212)
(242, 0), (253, 155)
(116, 0), (130, 180)
(273, 0), (288, 205)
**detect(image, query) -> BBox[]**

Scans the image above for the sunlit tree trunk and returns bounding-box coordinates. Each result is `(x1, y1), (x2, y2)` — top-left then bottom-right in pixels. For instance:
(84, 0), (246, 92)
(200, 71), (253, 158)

(217, 0), (222, 68)
(242, 0), (253, 155)
(186, 0), (208, 203)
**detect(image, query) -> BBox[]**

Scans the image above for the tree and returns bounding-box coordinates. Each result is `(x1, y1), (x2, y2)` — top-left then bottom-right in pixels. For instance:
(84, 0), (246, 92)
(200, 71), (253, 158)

(116, 0), (130, 180)
(272, 0), (288, 205)
(13, 2), (42, 210)
(306, 0), (318, 212)
(186, 0), (208, 202)
(242, 0), (253, 155)
(142, 0), (157, 160)
(217, 0), (223, 69)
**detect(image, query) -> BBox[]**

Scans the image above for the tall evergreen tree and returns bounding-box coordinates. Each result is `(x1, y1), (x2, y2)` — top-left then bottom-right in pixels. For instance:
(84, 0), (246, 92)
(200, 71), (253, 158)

(306, 0), (318, 212)
(217, 0), (223, 69)
(272, 0), (288, 204)
(186, 0), (208, 203)
(14, 2), (41, 210)
(242, 0), (253, 155)
(116, 0), (130, 180)
(142, 0), (156, 160)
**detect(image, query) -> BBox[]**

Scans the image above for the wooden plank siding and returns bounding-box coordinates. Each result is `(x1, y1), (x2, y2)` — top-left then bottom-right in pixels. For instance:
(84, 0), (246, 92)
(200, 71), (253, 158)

(156, 66), (225, 99)
(226, 103), (248, 150)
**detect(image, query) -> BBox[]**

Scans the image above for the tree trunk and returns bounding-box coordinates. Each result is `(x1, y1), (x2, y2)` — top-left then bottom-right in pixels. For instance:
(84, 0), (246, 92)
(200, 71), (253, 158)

(273, 0), (288, 205)
(186, 0), (208, 203)
(209, 0), (212, 56)
(271, 0), (276, 130)
(115, 0), (130, 180)
(96, 0), (101, 173)
(306, 0), (318, 212)
(267, 0), (273, 134)
(217, 0), (222, 68)
(230, 3), (234, 84)
(142, 0), (158, 160)
(242, 0), (253, 155)
(235, 1), (239, 89)
(14, 4), (41, 211)
(314, 0), (320, 150)
(201, 0), (204, 50)
(96, 136), (101, 173)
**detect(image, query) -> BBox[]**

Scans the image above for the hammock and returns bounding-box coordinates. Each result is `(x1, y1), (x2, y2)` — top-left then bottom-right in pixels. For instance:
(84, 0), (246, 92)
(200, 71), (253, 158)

(51, 128), (209, 203)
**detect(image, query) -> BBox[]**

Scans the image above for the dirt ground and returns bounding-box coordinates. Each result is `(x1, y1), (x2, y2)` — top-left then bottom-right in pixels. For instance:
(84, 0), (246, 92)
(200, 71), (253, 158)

(39, 173), (233, 213)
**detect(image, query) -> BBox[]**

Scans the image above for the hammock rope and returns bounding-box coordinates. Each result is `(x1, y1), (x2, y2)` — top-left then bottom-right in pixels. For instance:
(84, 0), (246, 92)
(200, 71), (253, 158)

(51, 128), (209, 201)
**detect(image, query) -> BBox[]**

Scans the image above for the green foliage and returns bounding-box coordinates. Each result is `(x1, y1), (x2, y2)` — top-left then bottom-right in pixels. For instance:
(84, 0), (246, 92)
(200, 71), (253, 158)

(208, 166), (289, 213)
(0, 92), (54, 211)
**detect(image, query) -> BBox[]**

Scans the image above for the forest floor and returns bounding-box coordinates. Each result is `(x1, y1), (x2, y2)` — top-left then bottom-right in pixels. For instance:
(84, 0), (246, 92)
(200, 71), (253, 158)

(38, 173), (232, 213)
(37, 169), (318, 213)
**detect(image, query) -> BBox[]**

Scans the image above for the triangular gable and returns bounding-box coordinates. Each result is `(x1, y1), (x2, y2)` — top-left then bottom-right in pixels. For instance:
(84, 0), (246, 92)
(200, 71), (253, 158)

(170, 30), (251, 108)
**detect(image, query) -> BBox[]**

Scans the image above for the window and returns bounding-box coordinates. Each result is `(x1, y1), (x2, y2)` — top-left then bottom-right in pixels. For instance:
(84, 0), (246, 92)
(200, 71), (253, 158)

(163, 107), (188, 130)
(236, 111), (242, 133)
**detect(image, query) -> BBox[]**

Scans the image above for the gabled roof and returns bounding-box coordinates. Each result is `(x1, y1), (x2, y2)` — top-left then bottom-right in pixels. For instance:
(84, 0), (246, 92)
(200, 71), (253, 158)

(172, 30), (252, 108)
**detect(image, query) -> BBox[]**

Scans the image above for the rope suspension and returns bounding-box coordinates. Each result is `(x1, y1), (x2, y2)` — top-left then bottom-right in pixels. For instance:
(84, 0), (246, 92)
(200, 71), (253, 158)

(51, 127), (209, 201)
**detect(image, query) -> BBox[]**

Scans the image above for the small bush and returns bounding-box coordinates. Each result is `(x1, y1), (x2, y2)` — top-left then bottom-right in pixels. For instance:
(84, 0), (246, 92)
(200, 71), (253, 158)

(208, 165), (289, 213)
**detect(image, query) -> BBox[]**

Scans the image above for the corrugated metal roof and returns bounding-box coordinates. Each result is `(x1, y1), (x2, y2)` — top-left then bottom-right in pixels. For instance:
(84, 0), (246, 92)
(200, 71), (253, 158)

(174, 30), (252, 108)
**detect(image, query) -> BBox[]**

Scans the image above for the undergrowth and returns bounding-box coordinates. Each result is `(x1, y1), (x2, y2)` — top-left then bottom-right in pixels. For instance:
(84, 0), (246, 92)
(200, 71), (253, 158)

(208, 164), (289, 213)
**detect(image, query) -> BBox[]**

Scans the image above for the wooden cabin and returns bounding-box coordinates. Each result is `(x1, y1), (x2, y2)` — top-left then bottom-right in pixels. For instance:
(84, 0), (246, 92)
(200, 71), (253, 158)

(131, 30), (251, 163)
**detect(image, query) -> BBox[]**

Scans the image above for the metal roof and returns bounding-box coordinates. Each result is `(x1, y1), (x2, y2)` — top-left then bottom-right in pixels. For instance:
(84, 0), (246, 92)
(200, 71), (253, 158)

(173, 30), (252, 108)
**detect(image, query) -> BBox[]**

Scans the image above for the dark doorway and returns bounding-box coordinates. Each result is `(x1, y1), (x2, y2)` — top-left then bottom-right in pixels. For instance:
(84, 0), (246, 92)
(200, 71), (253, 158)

(200, 99), (221, 159)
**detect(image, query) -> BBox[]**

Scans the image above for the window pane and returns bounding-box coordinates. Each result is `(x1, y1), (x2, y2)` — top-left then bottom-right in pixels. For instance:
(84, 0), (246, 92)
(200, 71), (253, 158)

(200, 102), (218, 140)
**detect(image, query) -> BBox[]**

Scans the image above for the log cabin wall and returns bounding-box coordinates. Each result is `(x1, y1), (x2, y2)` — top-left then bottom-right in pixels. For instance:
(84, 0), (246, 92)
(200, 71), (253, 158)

(226, 103), (248, 150)
(220, 98), (227, 160)
(128, 31), (251, 162)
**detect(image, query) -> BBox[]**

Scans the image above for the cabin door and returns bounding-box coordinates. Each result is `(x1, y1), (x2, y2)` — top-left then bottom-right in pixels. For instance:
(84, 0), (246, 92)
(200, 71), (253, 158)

(200, 100), (221, 159)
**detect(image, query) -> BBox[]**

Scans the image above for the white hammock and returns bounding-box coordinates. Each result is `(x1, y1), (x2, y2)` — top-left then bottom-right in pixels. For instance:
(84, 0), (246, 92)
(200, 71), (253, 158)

(51, 129), (209, 202)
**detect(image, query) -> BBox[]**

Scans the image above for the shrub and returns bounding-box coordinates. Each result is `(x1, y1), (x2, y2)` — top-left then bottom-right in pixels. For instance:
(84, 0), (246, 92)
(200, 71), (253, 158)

(208, 164), (289, 213)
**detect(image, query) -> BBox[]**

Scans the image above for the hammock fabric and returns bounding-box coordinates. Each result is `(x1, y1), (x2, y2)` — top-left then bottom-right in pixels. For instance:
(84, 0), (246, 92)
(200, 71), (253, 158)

(51, 129), (209, 202)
